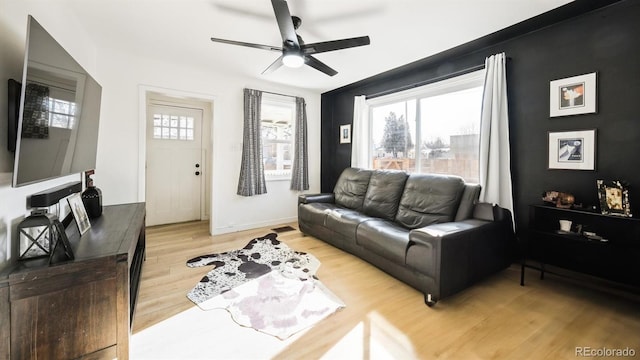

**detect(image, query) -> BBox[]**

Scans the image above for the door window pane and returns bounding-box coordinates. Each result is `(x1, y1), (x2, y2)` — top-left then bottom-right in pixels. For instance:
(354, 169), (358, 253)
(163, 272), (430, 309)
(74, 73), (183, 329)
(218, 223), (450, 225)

(153, 113), (195, 140)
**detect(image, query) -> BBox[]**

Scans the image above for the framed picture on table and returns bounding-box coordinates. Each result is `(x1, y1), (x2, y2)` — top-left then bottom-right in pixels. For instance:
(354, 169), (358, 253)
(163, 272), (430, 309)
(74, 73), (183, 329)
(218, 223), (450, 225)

(67, 193), (91, 235)
(597, 180), (632, 217)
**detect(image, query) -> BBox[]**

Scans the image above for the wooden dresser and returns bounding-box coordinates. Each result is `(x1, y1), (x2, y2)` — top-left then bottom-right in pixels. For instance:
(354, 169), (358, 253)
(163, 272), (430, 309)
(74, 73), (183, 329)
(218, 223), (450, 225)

(0, 203), (146, 359)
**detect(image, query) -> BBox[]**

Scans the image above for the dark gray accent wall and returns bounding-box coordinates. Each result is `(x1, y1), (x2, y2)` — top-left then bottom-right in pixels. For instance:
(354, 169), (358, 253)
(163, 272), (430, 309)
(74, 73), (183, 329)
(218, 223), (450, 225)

(321, 0), (639, 233)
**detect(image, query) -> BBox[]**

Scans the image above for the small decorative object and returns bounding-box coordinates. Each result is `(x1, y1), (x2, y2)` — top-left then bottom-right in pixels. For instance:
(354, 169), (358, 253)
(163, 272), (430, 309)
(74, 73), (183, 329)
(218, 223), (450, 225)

(548, 129), (596, 170)
(82, 170), (102, 218)
(549, 72), (597, 117)
(68, 193), (91, 235)
(18, 210), (57, 260)
(597, 180), (632, 217)
(557, 193), (576, 208)
(542, 190), (560, 204)
(339, 124), (351, 144)
(559, 220), (572, 232)
(542, 190), (576, 208)
(18, 210), (73, 262)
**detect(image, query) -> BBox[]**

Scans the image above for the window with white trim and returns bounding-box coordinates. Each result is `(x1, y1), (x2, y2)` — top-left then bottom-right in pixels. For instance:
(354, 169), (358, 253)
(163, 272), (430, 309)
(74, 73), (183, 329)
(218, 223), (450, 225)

(47, 86), (76, 129)
(261, 94), (295, 179)
(367, 70), (484, 183)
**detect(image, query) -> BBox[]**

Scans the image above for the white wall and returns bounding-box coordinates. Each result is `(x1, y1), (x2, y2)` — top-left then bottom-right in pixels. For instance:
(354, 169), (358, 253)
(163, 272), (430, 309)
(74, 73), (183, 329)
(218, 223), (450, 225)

(97, 48), (321, 235)
(0, 0), (321, 270)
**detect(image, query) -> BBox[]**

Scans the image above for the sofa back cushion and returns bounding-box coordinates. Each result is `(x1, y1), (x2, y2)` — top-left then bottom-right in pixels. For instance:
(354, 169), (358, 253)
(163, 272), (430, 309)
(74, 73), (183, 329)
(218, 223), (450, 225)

(333, 168), (373, 210)
(454, 183), (481, 221)
(395, 174), (465, 229)
(362, 170), (408, 221)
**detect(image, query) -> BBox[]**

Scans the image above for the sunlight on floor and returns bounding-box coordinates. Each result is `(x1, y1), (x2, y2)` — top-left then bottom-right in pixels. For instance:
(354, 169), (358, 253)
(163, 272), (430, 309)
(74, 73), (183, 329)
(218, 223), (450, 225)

(131, 306), (309, 359)
(131, 307), (418, 359)
(321, 311), (418, 360)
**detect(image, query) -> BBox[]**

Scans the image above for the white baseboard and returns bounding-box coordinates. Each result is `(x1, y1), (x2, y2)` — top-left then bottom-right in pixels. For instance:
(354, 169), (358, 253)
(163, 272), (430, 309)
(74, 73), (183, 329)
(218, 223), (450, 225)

(211, 216), (298, 235)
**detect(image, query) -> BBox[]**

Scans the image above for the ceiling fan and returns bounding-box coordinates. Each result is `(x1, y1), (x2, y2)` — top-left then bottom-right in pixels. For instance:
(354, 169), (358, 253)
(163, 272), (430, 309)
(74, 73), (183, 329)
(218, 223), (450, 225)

(210, 0), (370, 76)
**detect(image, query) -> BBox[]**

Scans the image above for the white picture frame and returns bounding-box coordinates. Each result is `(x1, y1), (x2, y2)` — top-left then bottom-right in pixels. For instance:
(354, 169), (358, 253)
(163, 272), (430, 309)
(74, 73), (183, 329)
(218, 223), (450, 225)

(548, 129), (596, 170)
(340, 124), (351, 144)
(549, 72), (597, 117)
(67, 193), (91, 235)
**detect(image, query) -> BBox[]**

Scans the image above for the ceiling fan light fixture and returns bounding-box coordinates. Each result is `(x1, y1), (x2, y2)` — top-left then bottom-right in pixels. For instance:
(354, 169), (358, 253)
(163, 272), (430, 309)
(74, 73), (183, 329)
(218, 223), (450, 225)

(282, 53), (304, 68)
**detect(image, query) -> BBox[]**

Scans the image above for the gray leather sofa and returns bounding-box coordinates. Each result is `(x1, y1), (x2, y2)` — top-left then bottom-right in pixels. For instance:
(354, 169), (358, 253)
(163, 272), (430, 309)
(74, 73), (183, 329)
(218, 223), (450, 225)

(298, 167), (514, 306)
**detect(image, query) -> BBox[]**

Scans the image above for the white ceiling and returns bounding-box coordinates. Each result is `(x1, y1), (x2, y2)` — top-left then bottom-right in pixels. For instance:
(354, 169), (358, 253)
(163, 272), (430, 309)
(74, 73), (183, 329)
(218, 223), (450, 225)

(69, 0), (573, 93)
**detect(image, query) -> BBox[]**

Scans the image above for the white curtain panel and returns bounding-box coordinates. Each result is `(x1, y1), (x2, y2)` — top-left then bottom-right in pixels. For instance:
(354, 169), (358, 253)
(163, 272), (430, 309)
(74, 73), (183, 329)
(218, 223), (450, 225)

(479, 53), (514, 219)
(351, 95), (370, 168)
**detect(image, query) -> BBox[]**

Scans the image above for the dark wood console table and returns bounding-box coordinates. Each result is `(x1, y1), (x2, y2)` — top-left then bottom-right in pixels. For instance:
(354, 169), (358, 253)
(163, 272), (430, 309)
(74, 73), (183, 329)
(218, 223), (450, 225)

(522, 204), (640, 294)
(0, 202), (145, 360)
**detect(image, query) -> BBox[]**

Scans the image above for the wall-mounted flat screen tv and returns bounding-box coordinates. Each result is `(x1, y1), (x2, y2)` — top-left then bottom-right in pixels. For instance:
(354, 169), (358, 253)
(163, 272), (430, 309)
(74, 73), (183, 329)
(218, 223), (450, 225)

(12, 15), (102, 187)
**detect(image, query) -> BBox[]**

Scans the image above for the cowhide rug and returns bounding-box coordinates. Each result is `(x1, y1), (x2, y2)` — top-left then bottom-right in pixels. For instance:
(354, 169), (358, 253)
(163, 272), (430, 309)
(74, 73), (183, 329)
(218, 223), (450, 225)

(186, 233), (344, 339)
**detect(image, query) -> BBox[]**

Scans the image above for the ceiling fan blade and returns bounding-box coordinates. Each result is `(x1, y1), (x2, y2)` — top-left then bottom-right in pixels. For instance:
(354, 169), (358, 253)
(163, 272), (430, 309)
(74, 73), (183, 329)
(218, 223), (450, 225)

(271, 0), (299, 48)
(302, 36), (370, 55)
(304, 55), (338, 77)
(210, 37), (282, 52)
(262, 55), (284, 75)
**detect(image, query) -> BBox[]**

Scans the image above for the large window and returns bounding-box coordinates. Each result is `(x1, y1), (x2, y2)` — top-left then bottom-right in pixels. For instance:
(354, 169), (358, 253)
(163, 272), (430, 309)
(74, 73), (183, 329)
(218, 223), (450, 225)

(368, 70), (484, 183)
(261, 94), (295, 179)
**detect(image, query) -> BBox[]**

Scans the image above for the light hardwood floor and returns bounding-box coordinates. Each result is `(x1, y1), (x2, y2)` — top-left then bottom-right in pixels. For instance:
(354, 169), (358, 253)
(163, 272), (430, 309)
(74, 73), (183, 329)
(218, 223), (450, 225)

(132, 221), (640, 359)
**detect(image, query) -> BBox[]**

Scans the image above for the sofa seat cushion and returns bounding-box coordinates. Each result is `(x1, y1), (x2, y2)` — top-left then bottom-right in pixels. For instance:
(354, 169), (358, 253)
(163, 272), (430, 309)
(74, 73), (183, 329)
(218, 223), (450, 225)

(356, 220), (410, 264)
(333, 168), (373, 211)
(298, 202), (337, 226)
(395, 174), (465, 229)
(325, 208), (375, 239)
(362, 170), (408, 221)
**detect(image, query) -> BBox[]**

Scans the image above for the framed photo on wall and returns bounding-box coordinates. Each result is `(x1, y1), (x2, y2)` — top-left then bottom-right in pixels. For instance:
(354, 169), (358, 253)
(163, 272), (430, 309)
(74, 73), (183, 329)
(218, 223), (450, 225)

(340, 124), (351, 144)
(549, 72), (597, 117)
(548, 129), (596, 170)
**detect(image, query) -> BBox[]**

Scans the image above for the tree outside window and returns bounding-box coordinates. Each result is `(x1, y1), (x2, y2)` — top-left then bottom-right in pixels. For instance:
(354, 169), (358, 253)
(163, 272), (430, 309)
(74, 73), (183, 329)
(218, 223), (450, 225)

(381, 112), (413, 158)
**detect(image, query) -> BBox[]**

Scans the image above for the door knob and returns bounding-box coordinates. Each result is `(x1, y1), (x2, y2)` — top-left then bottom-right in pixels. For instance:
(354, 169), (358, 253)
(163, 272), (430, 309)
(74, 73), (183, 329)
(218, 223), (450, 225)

(195, 171), (200, 176)
(195, 163), (200, 168)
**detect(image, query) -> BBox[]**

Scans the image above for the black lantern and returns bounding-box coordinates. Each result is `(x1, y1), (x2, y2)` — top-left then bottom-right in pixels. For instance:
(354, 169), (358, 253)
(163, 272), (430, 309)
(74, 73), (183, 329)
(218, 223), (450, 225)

(18, 210), (73, 262)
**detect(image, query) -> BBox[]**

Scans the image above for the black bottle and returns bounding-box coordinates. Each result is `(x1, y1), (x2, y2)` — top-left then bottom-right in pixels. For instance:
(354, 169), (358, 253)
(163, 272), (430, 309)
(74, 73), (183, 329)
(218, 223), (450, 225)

(82, 178), (103, 218)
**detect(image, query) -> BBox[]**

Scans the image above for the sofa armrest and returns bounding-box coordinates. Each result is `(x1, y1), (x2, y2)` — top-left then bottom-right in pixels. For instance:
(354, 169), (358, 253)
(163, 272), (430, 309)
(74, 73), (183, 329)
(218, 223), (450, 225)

(298, 193), (335, 205)
(473, 202), (513, 223)
(407, 209), (514, 300)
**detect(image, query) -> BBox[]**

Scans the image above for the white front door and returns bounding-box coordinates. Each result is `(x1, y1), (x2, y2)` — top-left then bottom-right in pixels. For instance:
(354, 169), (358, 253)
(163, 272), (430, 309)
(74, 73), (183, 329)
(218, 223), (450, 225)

(146, 104), (204, 226)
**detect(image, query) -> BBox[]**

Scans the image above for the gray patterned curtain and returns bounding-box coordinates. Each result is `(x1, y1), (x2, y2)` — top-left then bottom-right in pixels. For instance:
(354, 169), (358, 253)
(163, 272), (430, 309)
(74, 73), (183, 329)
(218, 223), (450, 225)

(237, 88), (267, 196)
(22, 83), (50, 139)
(290, 97), (309, 191)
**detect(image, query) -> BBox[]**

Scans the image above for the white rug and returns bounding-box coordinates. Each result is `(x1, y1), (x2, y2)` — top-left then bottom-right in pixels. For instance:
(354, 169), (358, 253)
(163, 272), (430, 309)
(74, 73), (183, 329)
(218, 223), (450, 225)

(185, 234), (344, 340)
(200, 270), (345, 340)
